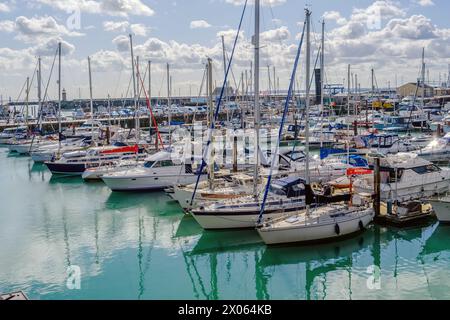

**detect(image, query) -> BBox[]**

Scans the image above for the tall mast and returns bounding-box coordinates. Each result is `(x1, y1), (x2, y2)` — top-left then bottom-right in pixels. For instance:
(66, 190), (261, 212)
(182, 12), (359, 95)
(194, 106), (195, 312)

(253, 0), (261, 197)
(25, 77), (29, 126)
(347, 64), (351, 117)
(221, 35), (228, 103)
(58, 42), (62, 146)
(320, 19), (325, 148)
(355, 73), (358, 116)
(421, 47), (425, 107)
(129, 34), (139, 143)
(88, 56), (94, 135)
(148, 61), (152, 104)
(207, 58), (214, 189)
(167, 63), (171, 144)
(305, 8), (311, 208)
(38, 57), (42, 131)
(371, 68), (375, 113)
(273, 66), (276, 95)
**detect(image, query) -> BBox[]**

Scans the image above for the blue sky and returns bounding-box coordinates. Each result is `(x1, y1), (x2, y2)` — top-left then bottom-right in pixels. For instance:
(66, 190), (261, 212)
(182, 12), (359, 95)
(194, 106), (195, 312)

(0, 0), (449, 101)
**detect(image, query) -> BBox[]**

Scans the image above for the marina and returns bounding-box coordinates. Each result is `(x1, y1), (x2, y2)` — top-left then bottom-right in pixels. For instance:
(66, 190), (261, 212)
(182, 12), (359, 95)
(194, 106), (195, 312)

(1, 0), (450, 303)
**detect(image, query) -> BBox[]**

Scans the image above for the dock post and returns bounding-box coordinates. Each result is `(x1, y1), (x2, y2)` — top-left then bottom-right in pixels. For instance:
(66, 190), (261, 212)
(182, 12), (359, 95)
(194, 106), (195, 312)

(374, 157), (381, 217)
(233, 136), (238, 172)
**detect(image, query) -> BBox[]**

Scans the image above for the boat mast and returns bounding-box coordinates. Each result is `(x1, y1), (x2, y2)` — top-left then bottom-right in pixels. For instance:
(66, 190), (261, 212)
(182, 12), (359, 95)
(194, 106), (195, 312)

(167, 63), (171, 144)
(421, 47), (425, 108)
(221, 35), (228, 103)
(88, 56), (94, 136)
(253, 0), (261, 197)
(305, 9), (311, 208)
(207, 57), (214, 190)
(58, 42), (62, 148)
(129, 34), (139, 144)
(38, 57), (42, 132)
(25, 77), (29, 127)
(320, 19), (325, 148)
(305, 8), (311, 212)
(347, 64), (351, 118)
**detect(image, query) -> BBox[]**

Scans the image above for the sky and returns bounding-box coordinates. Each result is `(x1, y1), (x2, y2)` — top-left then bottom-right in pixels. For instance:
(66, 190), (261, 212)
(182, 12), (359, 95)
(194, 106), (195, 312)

(0, 0), (449, 102)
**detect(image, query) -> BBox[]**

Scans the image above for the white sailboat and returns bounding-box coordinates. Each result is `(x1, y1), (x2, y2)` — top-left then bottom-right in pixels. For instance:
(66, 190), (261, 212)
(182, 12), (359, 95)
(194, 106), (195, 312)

(256, 10), (374, 245)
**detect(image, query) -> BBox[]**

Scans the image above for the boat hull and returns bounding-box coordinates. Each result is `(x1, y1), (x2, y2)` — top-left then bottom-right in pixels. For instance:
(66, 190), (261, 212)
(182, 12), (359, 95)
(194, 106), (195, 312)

(429, 200), (450, 223)
(257, 208), (374, 245)
(102, 174), (205, 192)
(45, 162), (86, 175)
(191, 200), (306, 229)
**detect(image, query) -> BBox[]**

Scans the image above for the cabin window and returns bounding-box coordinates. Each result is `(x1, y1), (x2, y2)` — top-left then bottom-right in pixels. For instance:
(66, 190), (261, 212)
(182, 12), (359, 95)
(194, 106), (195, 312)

(144, 161), (155, 168)
(412, 165), (441, 175)
(152, 160), (174, 168)
(388, 169), (403, 183)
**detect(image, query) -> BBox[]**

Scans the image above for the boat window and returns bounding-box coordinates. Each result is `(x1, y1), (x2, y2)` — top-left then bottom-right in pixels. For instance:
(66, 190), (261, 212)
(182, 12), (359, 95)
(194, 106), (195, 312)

(269, 184), (286, 196)
(144, 161), (155, 168)
(388, 169), (403, 183)
(412, 165), (441, 175)
(152, 160), (174, 168)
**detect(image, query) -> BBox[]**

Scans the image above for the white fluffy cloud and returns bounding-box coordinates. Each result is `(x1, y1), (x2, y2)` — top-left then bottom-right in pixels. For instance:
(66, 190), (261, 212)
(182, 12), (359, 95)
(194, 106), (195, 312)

(416, 0), (435, 6)
(190, 20), (212, 29)
(323, 11), (347, 25)
(36, 0), (154, 17)
(0, 20), (15, 33)
(261, 26), (290, 42)
(104, 21), (149, 36)
(14, 16), (84, 42)
(0, 3), (11, 12)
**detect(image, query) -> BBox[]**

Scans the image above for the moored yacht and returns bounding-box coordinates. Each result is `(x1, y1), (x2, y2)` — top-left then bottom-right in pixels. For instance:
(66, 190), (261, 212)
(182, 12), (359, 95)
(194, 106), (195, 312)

(353, 153), (450, 202)
(101, 149), (205, 191)
(415, 133), (450, 163)
(45, 144), (140, 176)
(0, 126), (28, 144)
(257, 200), (374, 245)
(191, 177), (307, 229)
(428, 196), (450, 223)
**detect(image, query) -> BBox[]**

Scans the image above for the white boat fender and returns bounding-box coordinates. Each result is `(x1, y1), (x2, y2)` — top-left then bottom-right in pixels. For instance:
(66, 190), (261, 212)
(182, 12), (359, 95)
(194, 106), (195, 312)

(335, 223), (340, 235)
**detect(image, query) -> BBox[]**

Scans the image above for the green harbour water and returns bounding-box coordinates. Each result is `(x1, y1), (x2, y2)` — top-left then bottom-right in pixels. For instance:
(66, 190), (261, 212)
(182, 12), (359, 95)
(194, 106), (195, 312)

(1, 147), (450, 300)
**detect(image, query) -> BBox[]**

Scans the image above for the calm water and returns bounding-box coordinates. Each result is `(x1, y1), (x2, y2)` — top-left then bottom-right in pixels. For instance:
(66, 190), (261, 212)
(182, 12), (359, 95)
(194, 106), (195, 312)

(1, 147), (450, 300)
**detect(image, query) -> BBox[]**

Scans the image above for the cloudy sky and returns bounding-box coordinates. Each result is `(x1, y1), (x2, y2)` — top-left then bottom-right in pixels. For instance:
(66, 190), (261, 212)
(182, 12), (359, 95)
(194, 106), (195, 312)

(0, 0), (449, 102)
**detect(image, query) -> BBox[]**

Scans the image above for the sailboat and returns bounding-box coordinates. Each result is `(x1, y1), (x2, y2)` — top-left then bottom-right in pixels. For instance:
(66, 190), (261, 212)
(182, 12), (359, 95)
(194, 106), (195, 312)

(256, 9), (374, 245)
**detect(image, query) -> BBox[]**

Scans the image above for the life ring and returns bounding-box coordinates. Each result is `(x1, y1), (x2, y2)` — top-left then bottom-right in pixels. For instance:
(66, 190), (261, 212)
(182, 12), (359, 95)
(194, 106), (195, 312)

(335, 223), (340, 235)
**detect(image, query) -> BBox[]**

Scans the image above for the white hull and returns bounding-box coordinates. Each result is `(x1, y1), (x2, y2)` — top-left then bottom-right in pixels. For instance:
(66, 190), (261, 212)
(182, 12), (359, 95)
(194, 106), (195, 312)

(31, 152), (54, 163)
(170, 185), (252, 210)
(354, 180), (450, 202)
(429, 199), (450, 223)
(102, 173), (204, 191)
(192, 211), (286, 230)
(257, 207), (374, 245)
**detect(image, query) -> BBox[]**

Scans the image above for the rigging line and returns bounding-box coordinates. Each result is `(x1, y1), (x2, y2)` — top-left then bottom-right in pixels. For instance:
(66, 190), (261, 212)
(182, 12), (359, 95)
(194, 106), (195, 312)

(122, 72), (133, 108)
(258, 20), (307, 224)
(267, 1), (284, 47)
(137, 64), (165, 148)
(112, 62), (125, 99)
(42, 47), (59, 103)
(14, 78), (28, 106)
(190, 0), (249, 206)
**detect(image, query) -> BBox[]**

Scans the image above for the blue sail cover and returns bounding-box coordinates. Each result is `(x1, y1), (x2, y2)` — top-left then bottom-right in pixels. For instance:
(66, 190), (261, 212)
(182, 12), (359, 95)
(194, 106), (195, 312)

(320, 148), (357, 160)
